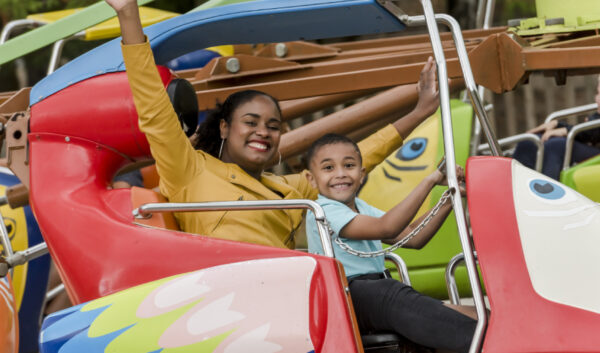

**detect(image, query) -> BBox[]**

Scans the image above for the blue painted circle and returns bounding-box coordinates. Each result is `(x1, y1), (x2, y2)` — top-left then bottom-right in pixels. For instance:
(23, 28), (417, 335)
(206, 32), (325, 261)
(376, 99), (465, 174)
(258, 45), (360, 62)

(396, 138), (427, 161)
(529, 179), (565, 200)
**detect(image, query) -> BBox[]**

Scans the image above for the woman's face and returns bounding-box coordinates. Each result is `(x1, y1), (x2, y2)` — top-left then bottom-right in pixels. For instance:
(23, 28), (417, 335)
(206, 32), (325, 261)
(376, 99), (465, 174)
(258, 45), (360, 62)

(220, 95), (282, 174)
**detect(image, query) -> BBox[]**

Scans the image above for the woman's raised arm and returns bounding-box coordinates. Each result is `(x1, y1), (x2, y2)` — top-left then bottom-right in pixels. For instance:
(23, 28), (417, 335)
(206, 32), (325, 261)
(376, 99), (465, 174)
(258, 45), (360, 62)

(105, 0), (145, 44)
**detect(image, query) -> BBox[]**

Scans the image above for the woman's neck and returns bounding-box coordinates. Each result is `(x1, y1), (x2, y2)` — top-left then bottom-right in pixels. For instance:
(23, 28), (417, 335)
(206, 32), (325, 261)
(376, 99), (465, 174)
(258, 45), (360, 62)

(221, 155), (263, 180)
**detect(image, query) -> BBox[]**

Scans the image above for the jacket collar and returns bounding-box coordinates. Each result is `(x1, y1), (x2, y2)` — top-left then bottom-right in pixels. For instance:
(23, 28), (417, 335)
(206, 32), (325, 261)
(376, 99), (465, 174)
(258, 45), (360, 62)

(225, 164), (299, 199)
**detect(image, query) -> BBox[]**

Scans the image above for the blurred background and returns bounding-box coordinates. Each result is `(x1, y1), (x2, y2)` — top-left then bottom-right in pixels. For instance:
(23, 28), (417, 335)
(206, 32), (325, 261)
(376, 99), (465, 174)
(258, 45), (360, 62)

(1, 0), (595, 138)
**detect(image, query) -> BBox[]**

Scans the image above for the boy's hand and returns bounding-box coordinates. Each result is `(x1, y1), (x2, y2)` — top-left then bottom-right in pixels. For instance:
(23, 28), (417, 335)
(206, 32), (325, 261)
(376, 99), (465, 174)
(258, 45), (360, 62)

(413, 57), (440, 118)
(429, 165), (466, 196)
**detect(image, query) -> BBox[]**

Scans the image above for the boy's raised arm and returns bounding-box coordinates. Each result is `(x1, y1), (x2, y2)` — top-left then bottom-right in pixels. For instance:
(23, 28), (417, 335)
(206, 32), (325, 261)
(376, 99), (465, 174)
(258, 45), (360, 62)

(391, 56), (440, 140)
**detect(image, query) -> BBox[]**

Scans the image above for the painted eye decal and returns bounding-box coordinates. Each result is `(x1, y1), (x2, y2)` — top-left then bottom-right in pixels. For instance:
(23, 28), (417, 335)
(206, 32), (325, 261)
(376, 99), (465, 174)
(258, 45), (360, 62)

(528, 179), (565, 200)
(396, 138), (427, 161)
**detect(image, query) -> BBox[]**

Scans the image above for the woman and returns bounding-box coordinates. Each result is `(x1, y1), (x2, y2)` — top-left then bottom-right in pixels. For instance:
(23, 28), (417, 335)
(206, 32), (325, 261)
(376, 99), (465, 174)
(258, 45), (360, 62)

(107, 0), (440, 249)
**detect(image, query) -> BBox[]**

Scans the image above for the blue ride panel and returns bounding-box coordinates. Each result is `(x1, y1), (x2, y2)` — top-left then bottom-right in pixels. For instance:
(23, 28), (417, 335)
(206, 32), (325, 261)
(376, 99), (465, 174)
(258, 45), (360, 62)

(31, 0), (405, 105)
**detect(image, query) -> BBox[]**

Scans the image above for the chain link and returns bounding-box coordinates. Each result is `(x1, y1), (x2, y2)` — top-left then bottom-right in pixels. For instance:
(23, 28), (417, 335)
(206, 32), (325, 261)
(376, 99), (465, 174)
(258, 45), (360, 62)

(333, 188), (454, 258)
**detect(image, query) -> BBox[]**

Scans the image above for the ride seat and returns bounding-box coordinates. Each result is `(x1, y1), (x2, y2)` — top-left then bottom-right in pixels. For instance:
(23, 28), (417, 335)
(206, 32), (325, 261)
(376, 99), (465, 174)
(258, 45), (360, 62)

(130, 186), (179, 231)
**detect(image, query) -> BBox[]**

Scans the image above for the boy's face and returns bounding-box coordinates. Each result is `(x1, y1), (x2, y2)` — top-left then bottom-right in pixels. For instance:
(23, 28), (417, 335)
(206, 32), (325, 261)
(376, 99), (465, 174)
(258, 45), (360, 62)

(307, 142), (365, 207)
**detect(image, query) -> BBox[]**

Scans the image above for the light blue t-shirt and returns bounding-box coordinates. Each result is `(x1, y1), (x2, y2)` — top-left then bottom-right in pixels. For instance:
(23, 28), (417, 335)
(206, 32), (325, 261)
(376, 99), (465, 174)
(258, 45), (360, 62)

(307, 194), (386, 278)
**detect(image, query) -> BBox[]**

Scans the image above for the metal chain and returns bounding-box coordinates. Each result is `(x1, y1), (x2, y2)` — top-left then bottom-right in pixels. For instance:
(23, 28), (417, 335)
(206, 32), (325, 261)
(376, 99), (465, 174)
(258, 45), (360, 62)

(333, 188), (454, 258)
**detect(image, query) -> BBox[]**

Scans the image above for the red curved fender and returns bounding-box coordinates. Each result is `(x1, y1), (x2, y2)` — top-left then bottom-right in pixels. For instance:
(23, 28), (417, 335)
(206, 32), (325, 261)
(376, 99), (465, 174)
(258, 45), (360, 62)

(468, 156), (600, 353)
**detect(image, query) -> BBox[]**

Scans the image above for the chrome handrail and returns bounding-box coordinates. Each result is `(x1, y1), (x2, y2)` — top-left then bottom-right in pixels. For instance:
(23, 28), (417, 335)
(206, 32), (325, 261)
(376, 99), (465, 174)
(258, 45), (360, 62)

(544, 103), (598, 124)
(384, 252), (411, 286)
(378, 2), (488, 352)
(133, 199), (335, 258)
(478, 133), (544, 171)
(563, 119), (600, 170)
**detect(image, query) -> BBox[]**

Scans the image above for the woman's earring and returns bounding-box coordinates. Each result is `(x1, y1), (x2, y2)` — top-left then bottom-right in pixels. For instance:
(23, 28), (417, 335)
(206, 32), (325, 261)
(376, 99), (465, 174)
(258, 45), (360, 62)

(218, 139), (225, 159)
(278, 151), (282, 166)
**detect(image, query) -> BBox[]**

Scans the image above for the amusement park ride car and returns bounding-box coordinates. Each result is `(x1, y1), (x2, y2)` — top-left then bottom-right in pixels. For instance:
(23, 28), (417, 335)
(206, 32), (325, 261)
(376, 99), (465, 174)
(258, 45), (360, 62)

(0, 0), (599, 352)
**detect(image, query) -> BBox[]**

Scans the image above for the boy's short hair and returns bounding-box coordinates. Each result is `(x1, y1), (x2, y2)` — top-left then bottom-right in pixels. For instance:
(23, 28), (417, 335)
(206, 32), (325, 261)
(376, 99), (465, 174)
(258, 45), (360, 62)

(306, 133), (362, 168)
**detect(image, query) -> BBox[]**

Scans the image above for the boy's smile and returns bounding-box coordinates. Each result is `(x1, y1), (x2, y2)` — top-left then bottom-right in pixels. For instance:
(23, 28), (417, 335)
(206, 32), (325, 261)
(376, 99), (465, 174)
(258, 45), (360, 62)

(307, 142), (365, 210)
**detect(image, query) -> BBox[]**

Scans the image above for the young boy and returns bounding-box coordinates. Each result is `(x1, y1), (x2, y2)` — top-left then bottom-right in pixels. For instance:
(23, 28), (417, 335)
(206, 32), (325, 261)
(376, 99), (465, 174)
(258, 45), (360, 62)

(305, 133), (476, 353)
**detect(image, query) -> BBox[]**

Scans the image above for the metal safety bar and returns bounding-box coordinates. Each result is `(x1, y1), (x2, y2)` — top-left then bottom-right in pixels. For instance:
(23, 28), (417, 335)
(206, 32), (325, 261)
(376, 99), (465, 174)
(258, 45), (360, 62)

(445, 252), (479, 305)
(133, 199), (335, 258)
(544, 103), (598, 124)
(378, 1), (489, 352)
(384, 252), (411, 286)
(478, 133), (544, 171)
(563, 119), (600, 170)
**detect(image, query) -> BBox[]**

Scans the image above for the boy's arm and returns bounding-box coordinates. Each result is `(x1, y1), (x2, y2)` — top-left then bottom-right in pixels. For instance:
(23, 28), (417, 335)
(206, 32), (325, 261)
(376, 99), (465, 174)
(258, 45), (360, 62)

(391, 56), (439, 140)
(339, 171), (442, 241)
(382, 202), (452, 248)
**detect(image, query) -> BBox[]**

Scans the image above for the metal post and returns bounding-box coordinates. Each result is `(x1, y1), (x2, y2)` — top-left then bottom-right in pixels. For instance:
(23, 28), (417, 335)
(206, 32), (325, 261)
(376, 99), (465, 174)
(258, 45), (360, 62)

(401, 12), (502, 156)
(414, 1), (488, 351)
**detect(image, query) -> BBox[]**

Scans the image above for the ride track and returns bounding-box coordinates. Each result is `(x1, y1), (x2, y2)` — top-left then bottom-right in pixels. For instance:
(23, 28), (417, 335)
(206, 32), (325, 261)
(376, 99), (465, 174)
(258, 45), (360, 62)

(0, 0), (599, 352)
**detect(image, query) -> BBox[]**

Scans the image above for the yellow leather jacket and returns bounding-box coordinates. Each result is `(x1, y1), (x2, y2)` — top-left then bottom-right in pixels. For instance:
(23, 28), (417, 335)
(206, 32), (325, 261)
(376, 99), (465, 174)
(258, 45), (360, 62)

(122, 41), (403, 249)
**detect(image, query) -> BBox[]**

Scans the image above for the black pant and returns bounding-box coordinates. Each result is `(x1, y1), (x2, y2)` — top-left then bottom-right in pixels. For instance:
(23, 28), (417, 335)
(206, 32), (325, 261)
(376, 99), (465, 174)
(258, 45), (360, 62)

(349, 273), (476, 353)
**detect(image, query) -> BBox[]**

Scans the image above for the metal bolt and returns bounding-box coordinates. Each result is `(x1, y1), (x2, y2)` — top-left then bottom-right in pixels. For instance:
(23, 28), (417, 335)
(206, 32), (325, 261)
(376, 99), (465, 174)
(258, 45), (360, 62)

(275, 43), (288, 58)
(225, 58), (240, 73)
(65, 136), (70, 142)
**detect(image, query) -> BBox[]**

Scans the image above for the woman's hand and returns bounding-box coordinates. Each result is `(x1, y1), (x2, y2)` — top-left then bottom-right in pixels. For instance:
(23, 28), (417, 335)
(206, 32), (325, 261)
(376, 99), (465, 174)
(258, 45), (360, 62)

(413, 56), (440, 118)
(104, 0), (145, 44)
(105, 0), (137, 12)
